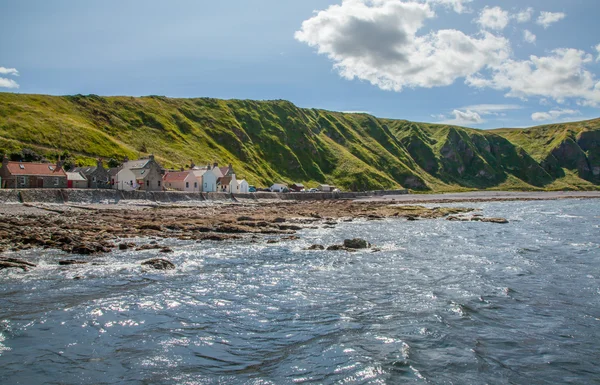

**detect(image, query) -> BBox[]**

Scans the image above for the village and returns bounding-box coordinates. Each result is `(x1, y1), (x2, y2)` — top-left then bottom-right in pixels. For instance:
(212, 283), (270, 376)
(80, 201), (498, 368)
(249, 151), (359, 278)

(0, 154), (339, 194)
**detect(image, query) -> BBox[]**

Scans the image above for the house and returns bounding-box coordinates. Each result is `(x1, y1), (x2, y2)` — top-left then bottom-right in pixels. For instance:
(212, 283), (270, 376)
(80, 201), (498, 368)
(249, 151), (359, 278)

(270, 183), (287, 192)
(217, 173), (237, 193)
(109, 166), (137, 191)
(1, 155), (67, 188)
(163, 170), (198, 191)
(237, 179), (249, 193)
(211, 162), (234, 179)
(289, 183), (305, 192)
(117, 155), (164, 191)
(66, 172), (88, 189)
(192, 165), (218, 192)
(318, 184), (335, 192)
(72, 159), (110, 189)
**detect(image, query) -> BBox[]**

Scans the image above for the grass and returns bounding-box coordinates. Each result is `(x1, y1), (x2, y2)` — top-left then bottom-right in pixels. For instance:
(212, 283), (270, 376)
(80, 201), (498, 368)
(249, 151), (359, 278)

(0, 92), (598, 191)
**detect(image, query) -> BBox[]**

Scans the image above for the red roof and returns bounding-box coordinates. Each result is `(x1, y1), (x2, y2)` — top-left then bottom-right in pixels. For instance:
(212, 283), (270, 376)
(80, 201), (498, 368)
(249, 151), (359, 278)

(4, 162), (67, 177)
(163, 171), (193, 182)
(219, 166), (230, 175)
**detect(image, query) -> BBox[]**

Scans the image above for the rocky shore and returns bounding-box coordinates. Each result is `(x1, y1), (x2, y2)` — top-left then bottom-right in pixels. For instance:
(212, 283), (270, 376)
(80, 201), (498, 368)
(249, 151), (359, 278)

(0, 200), (483, 263)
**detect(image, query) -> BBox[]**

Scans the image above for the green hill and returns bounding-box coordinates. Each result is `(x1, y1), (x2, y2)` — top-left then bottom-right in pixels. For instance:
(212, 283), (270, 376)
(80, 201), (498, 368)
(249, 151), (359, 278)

(0, 92), (598, 191)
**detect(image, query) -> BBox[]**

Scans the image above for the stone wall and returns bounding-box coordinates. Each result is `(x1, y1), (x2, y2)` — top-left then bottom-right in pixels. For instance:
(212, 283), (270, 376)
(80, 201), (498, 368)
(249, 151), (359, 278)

(5, 188), (408, 204)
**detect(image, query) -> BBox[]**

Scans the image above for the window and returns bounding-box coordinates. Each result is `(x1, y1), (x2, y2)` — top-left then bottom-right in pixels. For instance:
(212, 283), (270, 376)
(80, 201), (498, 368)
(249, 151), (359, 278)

(204, 183), (207, 188)
(54, 177), (59, 186)
(20, 177), (26, 185)
(93, 177), (97, 182)
(19, 164), (24, 169)
(158, 180), (161, 187)
(194, 182), (198, 188)
(186, 182), (189, 188)
(146, 180), (149, 187)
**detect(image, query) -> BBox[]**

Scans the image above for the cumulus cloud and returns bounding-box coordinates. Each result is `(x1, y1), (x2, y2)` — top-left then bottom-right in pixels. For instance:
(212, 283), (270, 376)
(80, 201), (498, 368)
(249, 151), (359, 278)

(295, 0), (510, 92)
(0, 67), (19, 76)
(536, 11), (566, 28)
(596, 43), (600, 62)
(0, 66), (19, 89)
(466, 48), (600, 106)
(523, 30), (536, 44)
(428, 0), (473, 14)
(439, 109), (483, 126)
(0, 78), (19, 89)
(531, 108), (580, 121)
(476, 6), (510, 31)
(514, 7), (534, 23)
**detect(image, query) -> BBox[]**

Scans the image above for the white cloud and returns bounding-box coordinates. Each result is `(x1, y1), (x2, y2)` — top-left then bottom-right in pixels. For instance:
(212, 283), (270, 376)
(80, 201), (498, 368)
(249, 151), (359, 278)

(531, 108), (580, 121)
(0, 78), (19, 89)
(440, 109), (483, 126)
(595, 43), (600, 62)
(466, 48), (600, 106)
(0, 67), (19, 76)
(0, 66), (20, 88)
(514, 8), (534, 23)
(461, 103), (522, 115)
(295, 0), (510, 92)
(476, 6), (510, 31)
(523, 30), (536, 44)
(536, 11), (566, 28)
(428, 0), (473, 14)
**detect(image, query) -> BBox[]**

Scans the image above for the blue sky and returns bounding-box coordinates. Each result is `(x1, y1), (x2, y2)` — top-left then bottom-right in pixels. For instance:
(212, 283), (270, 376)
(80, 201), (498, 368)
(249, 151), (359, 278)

(1, 0), (599, 129)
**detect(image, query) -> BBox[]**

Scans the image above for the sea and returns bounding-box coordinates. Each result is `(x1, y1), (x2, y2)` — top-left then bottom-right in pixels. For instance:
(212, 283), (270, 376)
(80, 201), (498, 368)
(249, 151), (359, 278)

(1, 199), (599, 384)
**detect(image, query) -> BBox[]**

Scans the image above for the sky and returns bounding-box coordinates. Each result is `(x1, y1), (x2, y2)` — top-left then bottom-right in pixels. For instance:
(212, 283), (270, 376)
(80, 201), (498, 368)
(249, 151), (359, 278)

(1, 0), (599, 129)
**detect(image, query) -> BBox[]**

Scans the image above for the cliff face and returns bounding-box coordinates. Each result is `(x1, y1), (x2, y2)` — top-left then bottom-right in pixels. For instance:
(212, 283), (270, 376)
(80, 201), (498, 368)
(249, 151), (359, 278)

(0, 93), (598, 191)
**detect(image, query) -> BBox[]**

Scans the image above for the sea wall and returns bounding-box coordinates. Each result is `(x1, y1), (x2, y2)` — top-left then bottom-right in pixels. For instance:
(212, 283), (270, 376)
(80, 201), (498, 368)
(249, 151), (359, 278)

(0, 189), (21, 204)
(6, 188), (408, 204)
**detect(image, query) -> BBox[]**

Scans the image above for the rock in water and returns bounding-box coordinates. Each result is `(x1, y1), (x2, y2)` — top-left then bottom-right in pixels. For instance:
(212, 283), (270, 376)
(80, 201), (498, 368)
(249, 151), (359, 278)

(0, 257), (37, 271)
(58, 259), (88, 266)
(141, 258), (175, 270)
(343, 238), (370, 249)
(306, 244), (325, 250)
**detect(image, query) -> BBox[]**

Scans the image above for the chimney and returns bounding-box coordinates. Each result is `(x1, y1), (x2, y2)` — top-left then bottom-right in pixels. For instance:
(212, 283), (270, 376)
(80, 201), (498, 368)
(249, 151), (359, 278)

(149, 154), (155, 161)
(190, 159), (195, 169)
(97, 158), (103, 168)
(2, 154), (8, 167)
(213, 161), (218, 168)
(180, 167), (184, 172)
(207, 163), (212, 170)
(56, 155), (63, 170)
(123, 156), (129, 163)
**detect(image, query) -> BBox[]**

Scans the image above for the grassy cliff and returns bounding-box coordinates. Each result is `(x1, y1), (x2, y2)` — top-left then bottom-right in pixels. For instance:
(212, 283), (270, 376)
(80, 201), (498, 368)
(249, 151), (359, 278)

(0, 93), (598, 191)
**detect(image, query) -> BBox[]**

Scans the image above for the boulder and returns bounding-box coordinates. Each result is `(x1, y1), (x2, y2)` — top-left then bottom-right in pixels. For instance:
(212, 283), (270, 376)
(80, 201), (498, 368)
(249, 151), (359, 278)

(58, 259), (88, 266)
(141, 258), (175, 270)
(306, 244), (325, 250)
(343, 238), (370, 249)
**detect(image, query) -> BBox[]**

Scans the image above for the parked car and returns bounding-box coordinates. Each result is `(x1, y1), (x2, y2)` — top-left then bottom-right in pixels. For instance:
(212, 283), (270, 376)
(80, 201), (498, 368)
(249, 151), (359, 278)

(248, 185), (256, 193)
(308, 188), (318, 192)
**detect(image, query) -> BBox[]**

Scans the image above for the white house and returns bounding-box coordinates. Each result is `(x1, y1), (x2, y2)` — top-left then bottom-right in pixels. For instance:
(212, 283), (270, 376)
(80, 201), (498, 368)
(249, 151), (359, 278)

(192, 167), (217, 192)
(163, 170), (198, 191)
(270, 183), (287, 192)
(237, 179), (249, 193)
(217, 173), (237, 193)
(110, 167), (138, 191)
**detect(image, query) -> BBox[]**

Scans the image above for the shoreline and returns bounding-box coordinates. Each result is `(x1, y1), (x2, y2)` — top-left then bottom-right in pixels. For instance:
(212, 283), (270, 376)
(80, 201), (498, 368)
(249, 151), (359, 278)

(355, 190), (600, 204)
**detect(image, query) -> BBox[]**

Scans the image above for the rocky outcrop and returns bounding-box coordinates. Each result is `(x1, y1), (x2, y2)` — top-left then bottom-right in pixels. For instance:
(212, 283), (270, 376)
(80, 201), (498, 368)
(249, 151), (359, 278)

(0, 257), (36, 271)
(343, 238), (370, 249)
(141, 258), (175, 270)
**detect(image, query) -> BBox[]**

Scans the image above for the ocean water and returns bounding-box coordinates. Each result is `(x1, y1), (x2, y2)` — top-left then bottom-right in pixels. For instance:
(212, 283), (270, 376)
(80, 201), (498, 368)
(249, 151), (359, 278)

(0, 199), (599, 384)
